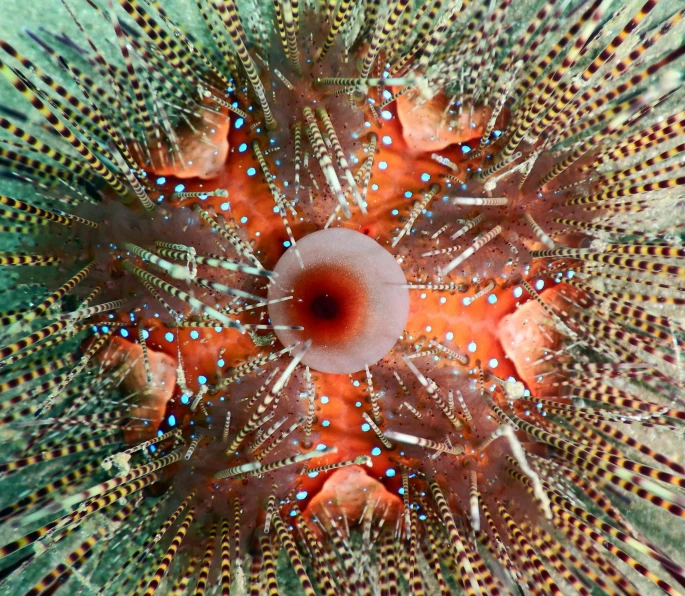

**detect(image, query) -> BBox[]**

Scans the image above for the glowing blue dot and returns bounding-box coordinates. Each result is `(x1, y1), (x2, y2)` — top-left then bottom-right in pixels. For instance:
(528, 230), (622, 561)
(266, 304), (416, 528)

(218, 359), (225, 367)
(316, 444), (327, 451)
(149, 445), (156, 453)
(156, 177), (166, 185)
(235, 117), (244, 128)
(461, 145), (471, 154)
(489, 358), (499, 368)
(198, 375), (207, 385)
(247, 167), (256, 176)
(398, 487), (405, 495)
(296, 490), (308, 500)
(240, 216), (248, 224)
(386, 468), (396, 478)
(535, 279), (545, 290)
(321, 396), (329, 404)
(372, 183), (379, 191)
(168, 415), (176, 427)
(381, 110), (392, 120)
(467, 341), (477, 353)
(355, 401), (362, 408)
(100, 326), (109, 333)
(322, 420), (330, 427)
(446, 331), (454, 340)
(238, 142), (248, 152)
(420, 173), (431, 182)
(404, 191), (413, 198)
(221, 202), (230, 211)
(165, 332), (174, 342)
(493, 130), (502, 138)
(487, 294), (498, 304)
(378, 161), (388, 171)
(462, 297), (472, 306)
(283, 240), (291, 248)
(353, 380), (360, 387)
(392, 209), (399, 215)
(141, 330), (150, 340)
(382, 135), (392, 145)
(181, 394), (190, 404)
(513, 286), (523, 298)
(371, 447), (381, 456)
(120, 329), (129, 338)
(361, 423), (370, 432)
(190, 330), (199, 339)
(174, 184), (185, 193)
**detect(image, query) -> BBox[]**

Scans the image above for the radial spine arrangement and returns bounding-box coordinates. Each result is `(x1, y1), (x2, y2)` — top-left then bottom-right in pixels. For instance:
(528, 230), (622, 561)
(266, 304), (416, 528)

(0, 0), (684, 595)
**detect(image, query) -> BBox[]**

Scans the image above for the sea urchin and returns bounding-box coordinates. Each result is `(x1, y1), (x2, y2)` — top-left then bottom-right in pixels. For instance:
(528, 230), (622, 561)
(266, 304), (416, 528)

(0, 0), (684, 595)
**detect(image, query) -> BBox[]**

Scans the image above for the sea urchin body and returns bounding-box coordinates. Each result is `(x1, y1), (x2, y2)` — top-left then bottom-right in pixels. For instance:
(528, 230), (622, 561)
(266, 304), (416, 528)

(0, 0), (684, 595)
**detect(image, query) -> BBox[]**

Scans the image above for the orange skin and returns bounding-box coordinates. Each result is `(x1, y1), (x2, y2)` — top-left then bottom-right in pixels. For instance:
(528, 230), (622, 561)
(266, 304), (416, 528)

(148, 100), (231, 180)
(106, 93), (565, 520)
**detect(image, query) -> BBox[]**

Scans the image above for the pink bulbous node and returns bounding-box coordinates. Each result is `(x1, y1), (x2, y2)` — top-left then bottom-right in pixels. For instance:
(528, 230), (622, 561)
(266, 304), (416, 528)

(268, 228), (409, 374)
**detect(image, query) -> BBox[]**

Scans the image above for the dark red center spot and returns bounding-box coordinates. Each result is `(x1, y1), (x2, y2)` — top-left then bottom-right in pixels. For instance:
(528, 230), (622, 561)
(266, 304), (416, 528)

(287, 264), (367, 346)
(310, 294), (339, 320)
